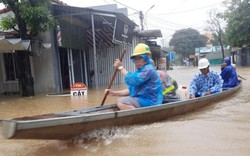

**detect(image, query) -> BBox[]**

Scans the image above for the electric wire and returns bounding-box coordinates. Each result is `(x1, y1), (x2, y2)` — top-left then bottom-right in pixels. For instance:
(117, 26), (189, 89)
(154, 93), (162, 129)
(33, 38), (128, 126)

(108, 0), (223, 45)
(166, 0), (188, 14)
(153, 2), (222, 16)
(112, 0), (139, 12)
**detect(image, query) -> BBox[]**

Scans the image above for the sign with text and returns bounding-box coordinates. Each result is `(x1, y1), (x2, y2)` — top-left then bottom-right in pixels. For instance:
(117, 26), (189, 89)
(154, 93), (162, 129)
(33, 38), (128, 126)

(113, 18), (133, 45)
(168, 52), (174, 61)
(70, 82), (87, 96)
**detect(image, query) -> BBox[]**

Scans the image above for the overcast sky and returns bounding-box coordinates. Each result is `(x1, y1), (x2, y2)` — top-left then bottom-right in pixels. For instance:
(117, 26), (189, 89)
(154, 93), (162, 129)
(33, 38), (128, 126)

(0, 0), (226, 45)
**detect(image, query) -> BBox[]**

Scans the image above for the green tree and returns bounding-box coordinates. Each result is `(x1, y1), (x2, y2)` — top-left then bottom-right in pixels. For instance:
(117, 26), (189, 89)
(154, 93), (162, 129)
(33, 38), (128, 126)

(224, 0), (250, 47)
(169, 28), (207, 64)
(0, 0), (56, 96)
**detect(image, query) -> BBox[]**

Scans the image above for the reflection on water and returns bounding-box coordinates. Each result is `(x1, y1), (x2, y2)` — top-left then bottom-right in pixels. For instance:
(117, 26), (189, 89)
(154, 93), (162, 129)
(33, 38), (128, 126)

(1, 66), (250, 156)
(0, 84), (127, 119)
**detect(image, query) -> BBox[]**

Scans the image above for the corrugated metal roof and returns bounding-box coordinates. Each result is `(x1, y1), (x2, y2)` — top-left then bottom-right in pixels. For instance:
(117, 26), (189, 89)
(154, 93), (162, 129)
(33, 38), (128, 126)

(52, 4), (136, 48)
(52, 4), (137, 27)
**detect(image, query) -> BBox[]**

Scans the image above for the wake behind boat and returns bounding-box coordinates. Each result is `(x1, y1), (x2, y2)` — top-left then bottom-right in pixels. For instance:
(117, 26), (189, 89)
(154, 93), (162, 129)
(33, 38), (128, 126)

(0, 81), (242, 140)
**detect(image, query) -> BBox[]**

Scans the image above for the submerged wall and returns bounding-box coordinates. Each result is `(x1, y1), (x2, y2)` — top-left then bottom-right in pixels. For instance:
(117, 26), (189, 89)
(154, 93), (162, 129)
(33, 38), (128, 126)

(237, 47), (250, 66)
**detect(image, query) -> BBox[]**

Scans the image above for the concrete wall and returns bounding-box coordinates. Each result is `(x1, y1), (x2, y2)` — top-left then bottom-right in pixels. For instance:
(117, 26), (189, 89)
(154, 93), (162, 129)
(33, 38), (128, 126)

(31, 30), (61, 94)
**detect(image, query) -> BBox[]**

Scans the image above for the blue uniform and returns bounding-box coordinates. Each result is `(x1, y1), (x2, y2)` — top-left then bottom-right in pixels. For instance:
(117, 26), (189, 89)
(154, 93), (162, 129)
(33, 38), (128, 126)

(189, 70), (223, 97)
(220, 57), (239, 88)
(125, 63), (163, 107)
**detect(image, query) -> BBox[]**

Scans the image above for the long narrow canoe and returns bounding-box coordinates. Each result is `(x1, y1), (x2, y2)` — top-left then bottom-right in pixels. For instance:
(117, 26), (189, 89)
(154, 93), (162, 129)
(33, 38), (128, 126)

(1, 81), (242, 140)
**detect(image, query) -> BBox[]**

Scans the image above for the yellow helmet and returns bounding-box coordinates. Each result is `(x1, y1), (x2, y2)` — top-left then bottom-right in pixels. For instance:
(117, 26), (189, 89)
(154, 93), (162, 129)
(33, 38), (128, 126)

(131, 43), (151, 58)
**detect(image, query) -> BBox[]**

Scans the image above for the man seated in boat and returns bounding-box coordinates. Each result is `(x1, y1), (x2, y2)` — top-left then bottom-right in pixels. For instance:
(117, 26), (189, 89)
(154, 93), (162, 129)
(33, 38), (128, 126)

(189, 58), (223, 98)
(105, 43), (163, 110)
(158, 70), (180, 103)
(220, 57), (239, 88)
(150, 59), (180, 103)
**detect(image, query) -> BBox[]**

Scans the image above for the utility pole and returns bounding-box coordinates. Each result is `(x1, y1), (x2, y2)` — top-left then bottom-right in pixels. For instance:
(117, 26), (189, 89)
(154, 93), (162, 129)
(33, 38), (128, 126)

(139, 11), (144, 30)
(139, 5), (155, 31)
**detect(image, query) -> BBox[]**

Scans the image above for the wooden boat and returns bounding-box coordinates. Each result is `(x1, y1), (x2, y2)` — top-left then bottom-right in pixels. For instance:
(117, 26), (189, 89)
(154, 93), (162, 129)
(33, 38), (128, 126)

(1, 81), (242, 140)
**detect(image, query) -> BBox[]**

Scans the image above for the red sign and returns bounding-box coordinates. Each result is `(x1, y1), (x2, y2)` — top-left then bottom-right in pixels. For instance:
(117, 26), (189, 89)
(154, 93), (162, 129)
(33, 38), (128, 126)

(70, 82), (87, 96)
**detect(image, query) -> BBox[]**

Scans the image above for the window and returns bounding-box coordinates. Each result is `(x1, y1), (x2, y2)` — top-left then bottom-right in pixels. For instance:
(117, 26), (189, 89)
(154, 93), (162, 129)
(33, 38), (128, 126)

(3, 53), (17, 81)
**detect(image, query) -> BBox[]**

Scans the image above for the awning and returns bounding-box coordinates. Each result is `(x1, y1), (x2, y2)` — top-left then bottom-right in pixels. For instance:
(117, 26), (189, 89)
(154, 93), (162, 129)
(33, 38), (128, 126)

(0, 38), (31, 53)
(137, 29), (163, 39)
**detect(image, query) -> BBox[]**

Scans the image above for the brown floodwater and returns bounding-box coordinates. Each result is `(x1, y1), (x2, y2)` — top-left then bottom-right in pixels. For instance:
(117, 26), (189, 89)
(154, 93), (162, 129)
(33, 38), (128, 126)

(0, 66), (250, 156)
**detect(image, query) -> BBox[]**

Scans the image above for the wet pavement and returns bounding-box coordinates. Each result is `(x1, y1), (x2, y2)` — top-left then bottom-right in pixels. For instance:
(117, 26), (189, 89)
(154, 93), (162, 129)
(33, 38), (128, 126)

(0, 66), (250, 156)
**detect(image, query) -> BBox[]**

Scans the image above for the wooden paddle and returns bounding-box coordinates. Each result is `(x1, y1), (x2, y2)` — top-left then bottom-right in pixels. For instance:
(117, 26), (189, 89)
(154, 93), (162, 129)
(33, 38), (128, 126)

(238, 75), (246, 80)
(100, 49), (126, 106)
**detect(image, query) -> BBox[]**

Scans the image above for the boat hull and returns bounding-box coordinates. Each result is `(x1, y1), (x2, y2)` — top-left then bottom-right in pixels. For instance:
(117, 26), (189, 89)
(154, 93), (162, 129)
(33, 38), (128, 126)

(1, 81), (242, 140)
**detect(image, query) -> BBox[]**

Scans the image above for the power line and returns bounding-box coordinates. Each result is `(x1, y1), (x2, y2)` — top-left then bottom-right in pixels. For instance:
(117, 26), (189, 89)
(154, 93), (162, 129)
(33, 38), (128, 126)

(153, 2), (222, 16)
(147, 14), (192, 28)
(112, 0), (145, 29)
(145, 16), (212, 39)
(113, 0), (139, 12)
(112, 0), (214, 43)
(145, 9), (217, 31)
(102, 0), (110, 5)
(166, 0), (187, 14)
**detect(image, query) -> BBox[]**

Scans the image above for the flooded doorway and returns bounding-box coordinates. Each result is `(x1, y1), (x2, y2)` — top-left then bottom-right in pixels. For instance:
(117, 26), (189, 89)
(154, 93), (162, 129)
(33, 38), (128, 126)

(59, 48), (88, 91)
(59, 48), (70, 90)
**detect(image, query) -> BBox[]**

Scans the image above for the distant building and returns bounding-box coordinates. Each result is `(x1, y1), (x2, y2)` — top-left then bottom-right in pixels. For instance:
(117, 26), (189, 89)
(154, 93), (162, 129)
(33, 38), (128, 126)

(195, 46), (231, 65)
(203, 32), (214, 47)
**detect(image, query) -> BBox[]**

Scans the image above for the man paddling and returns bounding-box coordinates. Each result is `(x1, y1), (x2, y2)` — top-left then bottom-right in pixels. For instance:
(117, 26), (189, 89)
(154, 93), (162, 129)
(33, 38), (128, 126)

(105, 43), (163, 110)
(189, 58), (223, 98)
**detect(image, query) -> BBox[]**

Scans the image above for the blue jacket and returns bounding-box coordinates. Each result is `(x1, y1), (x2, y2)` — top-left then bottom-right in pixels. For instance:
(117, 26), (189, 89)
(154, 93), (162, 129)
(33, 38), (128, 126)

(125, 63), (163, 107)
(220, 57), (239, 88)
(189, 70), (223, 97)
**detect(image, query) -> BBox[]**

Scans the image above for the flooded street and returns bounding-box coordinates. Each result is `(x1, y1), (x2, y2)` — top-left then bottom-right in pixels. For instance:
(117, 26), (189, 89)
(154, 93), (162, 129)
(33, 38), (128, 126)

(1, 66), (250, 156)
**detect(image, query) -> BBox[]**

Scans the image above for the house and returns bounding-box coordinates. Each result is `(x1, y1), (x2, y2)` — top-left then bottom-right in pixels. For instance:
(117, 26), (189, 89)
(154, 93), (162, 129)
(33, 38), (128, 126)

(0, 2), (162, 95)
(195, 46), (231, 65)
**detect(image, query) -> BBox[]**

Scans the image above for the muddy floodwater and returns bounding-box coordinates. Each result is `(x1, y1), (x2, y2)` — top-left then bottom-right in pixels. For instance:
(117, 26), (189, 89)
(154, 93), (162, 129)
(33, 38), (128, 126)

(0, 66), (250, 156)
